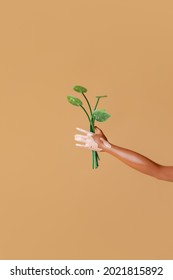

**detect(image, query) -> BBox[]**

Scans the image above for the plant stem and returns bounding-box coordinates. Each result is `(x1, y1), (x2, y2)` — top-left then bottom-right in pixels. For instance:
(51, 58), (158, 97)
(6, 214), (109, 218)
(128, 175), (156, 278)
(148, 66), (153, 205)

(80, 105), (91, 123)
(94, 97), (100, 111)
(80, 105), (95, 131)
(82, 93), (93, 116)
(80, 101), (99, 169)
(90, 120), (99, 169)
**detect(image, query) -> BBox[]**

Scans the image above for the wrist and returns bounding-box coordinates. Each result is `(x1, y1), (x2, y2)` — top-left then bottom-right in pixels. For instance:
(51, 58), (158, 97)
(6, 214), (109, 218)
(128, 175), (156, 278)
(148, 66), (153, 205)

(100, 138), (112, 152)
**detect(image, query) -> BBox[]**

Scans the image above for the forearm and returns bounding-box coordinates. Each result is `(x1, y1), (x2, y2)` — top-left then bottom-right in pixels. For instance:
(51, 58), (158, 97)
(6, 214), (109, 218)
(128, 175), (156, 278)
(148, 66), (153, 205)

(104, 143), (161, 179)
(75, 127), (173, 182)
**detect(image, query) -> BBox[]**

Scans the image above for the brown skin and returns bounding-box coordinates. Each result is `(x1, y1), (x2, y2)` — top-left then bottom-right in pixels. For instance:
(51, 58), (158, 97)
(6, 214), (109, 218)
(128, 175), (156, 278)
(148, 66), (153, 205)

(93, 127), (173, 182)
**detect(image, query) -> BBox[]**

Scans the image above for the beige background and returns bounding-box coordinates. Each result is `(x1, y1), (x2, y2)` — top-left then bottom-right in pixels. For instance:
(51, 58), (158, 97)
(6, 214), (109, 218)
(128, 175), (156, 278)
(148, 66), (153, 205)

(0, 0), (173, 259)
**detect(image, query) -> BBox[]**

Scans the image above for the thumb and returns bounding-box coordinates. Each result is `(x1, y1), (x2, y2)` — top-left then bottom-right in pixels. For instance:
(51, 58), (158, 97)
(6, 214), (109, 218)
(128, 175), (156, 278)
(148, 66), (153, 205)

(94, 126), (103, 134)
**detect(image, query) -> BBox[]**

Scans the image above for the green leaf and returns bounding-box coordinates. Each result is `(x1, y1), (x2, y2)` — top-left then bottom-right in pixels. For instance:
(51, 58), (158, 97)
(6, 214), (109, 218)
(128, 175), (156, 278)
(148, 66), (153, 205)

(73, 85), (87, 94)
(93, 109), (111, 122)
(67, 96), (83, 106)
(95, 95), (108, 98)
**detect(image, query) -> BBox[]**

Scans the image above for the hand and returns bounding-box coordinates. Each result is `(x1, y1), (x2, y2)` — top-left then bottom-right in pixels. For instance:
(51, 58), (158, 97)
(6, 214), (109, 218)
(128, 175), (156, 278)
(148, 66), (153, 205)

(75, 126), (111, 152)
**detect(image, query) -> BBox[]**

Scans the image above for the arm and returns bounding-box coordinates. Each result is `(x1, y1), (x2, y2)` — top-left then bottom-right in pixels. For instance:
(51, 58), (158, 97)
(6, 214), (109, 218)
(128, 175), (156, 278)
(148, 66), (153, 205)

(75, 127), (173, 182)
(102, 141), (173, 181)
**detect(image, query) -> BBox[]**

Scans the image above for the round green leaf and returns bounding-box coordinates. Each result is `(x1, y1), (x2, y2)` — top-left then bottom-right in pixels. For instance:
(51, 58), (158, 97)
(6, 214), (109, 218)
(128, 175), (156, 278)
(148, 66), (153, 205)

(67, 96), (83, 106)
(73, 85), (87, 94)
(93, 110), (111, 122)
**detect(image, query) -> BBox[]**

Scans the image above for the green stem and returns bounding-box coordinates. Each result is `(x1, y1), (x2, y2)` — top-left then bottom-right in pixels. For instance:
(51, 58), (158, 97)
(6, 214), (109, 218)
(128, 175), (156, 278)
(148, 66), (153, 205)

(93, 102), (101, 166)
(82, 93), (93, 117)
(80, 105), (91, 124)
(94, 97), (100, 111)
(80, 104), (99, 169)
(81, 93), (96, 132)
(80, 105), (94, 132)
(90, 120), (99, 169)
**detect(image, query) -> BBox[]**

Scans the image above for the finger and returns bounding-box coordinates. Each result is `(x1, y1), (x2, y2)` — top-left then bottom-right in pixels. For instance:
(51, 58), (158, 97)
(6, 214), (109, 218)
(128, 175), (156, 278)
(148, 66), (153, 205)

(76, 127), (93, 136)
(76, 142), (92, 148)
(75, 135), (88, 143)
(76, 144), (88, 148)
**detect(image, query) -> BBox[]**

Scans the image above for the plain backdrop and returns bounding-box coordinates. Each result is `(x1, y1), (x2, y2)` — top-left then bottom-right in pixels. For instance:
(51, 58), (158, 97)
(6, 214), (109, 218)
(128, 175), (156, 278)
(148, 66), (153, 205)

(0, 0), (173, 259)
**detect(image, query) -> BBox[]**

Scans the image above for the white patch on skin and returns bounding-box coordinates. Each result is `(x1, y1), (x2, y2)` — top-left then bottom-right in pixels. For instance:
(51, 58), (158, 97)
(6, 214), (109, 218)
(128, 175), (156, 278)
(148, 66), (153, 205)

(75, 128), (113, 152)
(100, 138), (112, 149)
(76, 127), (93, 136)
(85, 137), (102, 151)
(75, 133), (102, 151)
(116, 150), (144, 164)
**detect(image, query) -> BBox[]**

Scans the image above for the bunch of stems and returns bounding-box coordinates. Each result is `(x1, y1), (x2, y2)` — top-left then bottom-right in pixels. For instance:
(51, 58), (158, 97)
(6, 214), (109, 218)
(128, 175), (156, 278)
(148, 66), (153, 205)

(80, 93), (101, 169)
